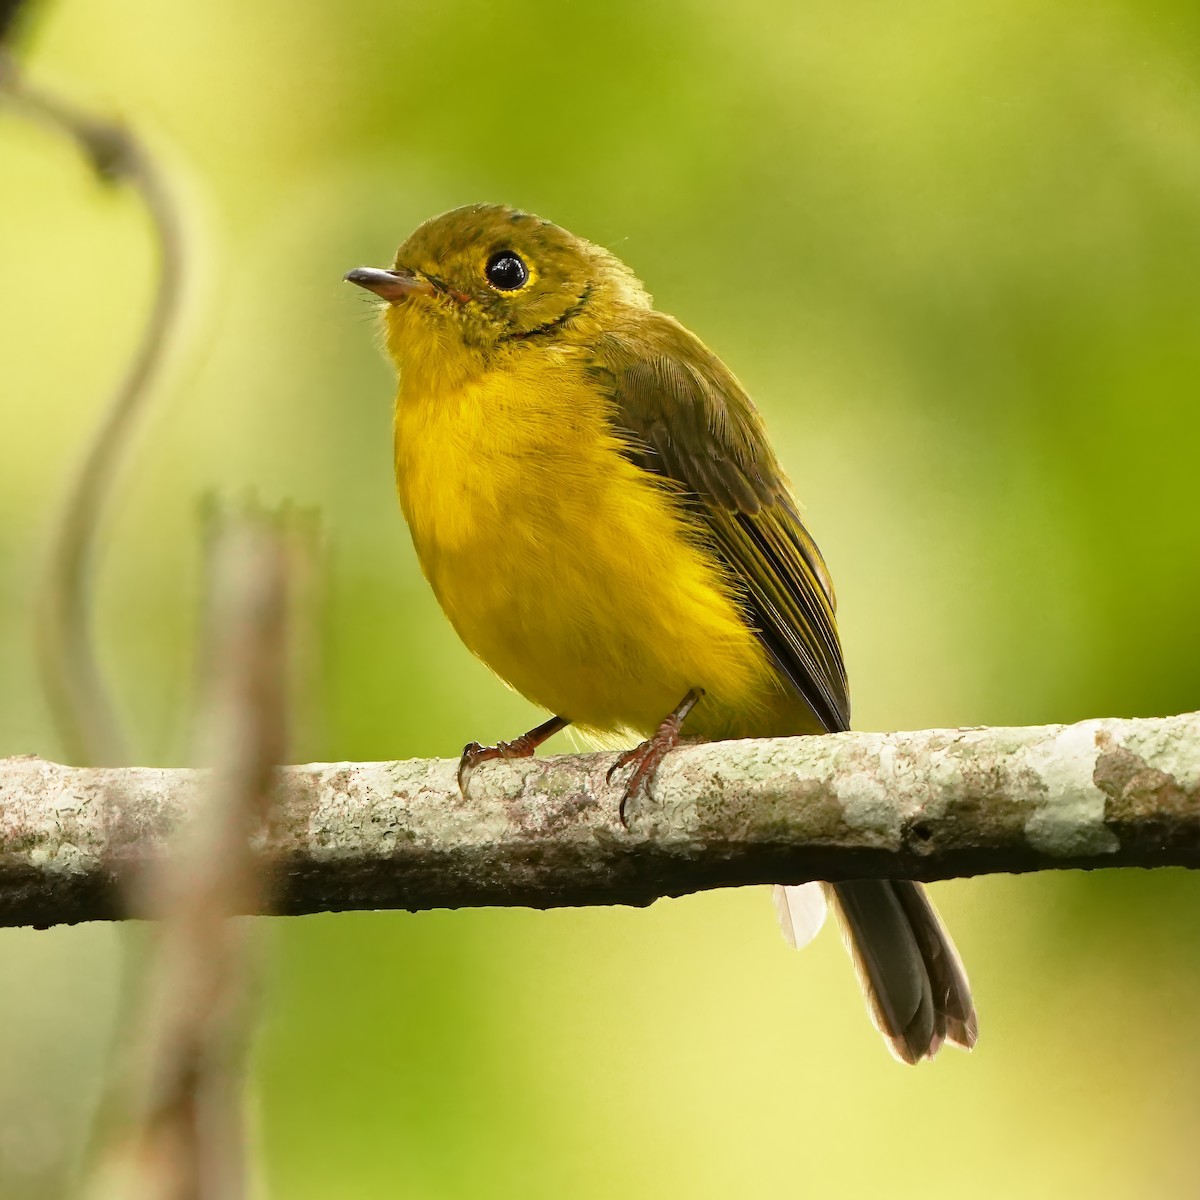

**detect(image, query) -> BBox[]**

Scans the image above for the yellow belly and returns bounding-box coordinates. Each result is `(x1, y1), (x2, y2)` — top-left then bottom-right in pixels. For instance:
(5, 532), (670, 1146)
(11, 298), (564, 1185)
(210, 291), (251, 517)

(394, 352), (819, 741)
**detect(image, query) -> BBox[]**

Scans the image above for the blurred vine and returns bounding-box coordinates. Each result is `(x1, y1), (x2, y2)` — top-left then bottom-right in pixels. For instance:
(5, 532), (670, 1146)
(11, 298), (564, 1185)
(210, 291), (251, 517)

(0, 38), (188, 766)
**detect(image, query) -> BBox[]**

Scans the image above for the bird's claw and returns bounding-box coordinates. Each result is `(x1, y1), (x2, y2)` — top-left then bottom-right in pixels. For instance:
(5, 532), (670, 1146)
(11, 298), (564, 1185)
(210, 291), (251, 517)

(458, 738), (532, 795)
(457, 718), (568, 796)
(608, 688), (705, 828)
(457, 741), (493, 795)
(609, 737), (677, 828)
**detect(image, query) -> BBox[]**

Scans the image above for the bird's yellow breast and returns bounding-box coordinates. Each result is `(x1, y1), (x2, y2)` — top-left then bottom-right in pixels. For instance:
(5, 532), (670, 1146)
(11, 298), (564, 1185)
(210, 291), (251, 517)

(393, 347), (814, 740)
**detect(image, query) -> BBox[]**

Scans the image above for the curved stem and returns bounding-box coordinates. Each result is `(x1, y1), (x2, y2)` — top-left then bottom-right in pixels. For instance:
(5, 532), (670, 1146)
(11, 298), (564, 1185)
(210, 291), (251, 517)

(2, 50), (188, 765)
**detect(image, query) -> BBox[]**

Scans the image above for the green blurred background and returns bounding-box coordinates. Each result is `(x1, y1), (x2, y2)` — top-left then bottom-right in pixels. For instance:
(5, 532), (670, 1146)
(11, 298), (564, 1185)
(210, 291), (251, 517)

(4, 0), (1200, 1195)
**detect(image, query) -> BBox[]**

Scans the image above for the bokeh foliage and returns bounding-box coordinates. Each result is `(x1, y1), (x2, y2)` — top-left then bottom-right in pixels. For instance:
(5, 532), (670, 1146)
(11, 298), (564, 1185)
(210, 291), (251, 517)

(3, 0), (1200, 1195)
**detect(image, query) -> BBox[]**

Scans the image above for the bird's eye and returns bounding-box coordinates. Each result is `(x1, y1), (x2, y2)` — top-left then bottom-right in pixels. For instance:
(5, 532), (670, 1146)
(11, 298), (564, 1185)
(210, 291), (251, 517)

(485, 250), (529, 291)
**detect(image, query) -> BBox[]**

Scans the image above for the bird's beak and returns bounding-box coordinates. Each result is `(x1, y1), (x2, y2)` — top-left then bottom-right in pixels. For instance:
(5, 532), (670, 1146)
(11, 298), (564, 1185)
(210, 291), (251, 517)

(344, 266), (437, 303)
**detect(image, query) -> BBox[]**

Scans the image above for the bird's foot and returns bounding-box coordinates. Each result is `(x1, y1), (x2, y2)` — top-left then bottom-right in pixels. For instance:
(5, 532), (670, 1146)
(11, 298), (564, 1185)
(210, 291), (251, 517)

(457, 715), (569, 795)
(608, 688), (705, 827)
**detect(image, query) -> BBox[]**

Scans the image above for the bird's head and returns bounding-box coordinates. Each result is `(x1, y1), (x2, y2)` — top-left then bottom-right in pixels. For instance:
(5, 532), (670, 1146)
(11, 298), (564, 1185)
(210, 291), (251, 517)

(346, 204), (649, 374)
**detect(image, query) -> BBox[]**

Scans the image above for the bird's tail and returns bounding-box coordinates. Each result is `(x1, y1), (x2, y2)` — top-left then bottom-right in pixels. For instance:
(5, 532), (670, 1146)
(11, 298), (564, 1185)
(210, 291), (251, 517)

(780, 879), (975, 1063)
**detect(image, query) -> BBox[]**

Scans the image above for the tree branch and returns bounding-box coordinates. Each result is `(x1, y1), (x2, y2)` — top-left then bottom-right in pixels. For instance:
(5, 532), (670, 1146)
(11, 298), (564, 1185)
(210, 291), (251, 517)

(3, 711), (1198, 928)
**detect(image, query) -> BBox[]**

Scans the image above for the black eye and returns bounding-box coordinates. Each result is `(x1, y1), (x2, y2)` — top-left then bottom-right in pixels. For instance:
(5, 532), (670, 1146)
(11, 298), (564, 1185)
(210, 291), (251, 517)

(485, 250), (529, 291)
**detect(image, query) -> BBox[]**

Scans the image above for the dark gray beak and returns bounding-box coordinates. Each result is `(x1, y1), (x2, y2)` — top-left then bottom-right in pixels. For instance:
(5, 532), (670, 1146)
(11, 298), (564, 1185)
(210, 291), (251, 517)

(344, 266), (436, 302)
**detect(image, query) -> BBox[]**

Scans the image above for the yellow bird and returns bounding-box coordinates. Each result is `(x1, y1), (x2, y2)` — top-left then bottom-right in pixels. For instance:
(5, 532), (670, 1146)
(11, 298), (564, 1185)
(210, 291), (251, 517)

(347, 204), (976, 1063)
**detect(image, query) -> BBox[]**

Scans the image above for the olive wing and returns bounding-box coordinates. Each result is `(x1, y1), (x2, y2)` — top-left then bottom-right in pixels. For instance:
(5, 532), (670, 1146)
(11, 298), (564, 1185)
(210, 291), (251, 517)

(592, 317), (850, 733)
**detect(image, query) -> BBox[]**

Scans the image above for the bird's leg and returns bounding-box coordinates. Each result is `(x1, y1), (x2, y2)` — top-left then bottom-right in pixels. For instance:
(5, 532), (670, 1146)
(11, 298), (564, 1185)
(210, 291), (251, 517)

(608, 688), (705, 827)
(458, 714), (570, 795)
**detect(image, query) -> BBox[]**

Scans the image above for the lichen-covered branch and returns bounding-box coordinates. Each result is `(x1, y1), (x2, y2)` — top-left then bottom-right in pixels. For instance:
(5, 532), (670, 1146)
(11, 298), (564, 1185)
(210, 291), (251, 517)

(3, 711), (1199, 929)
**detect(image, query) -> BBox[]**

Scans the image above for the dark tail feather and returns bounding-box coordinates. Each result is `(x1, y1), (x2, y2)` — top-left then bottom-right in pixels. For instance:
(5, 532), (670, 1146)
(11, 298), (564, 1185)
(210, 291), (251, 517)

(825, 879), (977, 1064)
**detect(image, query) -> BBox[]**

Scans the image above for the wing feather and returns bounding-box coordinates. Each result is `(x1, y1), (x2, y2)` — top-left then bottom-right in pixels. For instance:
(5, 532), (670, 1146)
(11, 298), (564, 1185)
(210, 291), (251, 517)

(593, 318), (850, 733)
